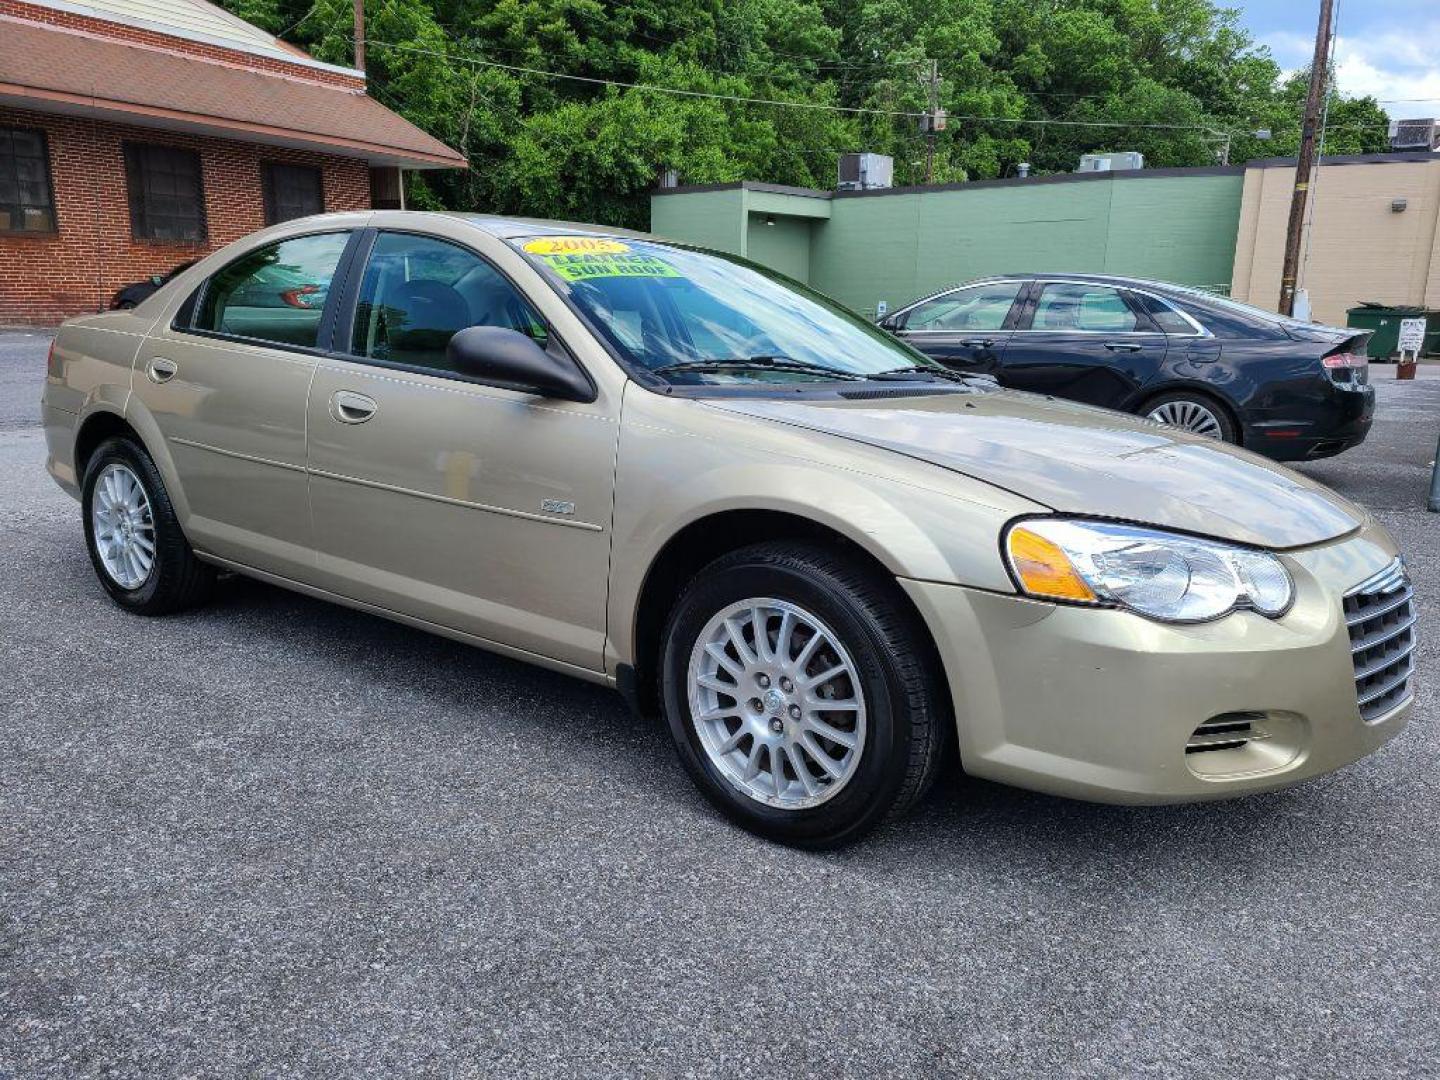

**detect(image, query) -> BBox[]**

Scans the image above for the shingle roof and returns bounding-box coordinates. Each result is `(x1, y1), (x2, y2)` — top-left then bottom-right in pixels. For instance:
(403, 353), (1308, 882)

(0, 16), (467, 169)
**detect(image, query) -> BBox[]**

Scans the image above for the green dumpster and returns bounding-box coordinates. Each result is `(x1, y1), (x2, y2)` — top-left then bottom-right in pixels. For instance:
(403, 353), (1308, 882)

(1346, 303), (1440, 359)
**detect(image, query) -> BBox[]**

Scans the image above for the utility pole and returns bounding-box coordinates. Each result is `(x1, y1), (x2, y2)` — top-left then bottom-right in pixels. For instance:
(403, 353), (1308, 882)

(1278, 0), (1334, 316)
(923, 59), (940, 184)
(353, 0), (365, 72)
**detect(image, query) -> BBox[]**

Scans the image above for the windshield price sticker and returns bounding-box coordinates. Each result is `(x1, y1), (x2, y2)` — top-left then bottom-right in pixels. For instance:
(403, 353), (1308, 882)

(522, 237), (631, 256)
(523, 236), (680, 280)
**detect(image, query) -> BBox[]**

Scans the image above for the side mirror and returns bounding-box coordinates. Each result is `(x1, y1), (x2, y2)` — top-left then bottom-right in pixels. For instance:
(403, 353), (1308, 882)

(445, 326), (595, 403)
(878, 314), (901, 332)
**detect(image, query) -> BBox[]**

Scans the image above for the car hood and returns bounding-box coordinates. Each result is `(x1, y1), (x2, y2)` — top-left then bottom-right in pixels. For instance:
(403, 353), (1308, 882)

(706, 390), (1364, 549)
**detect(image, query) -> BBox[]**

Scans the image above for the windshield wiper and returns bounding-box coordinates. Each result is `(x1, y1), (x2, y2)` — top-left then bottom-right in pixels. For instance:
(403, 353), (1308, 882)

(650, 356), (865, 381)
(868, 365), (976, 384)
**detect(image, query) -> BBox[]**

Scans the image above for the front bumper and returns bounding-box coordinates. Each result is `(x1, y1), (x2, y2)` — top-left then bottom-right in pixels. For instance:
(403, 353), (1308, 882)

(900, 522), (1411, 803)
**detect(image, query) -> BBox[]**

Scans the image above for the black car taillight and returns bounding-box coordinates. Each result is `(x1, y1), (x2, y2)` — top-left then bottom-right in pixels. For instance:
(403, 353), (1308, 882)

(1322, 348), (1368, 385)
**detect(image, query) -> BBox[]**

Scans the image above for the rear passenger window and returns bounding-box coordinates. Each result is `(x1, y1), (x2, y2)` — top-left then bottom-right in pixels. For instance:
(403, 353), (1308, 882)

(349, 232), (548, 374)
(195, 232), (349, 348)
(1033, 283), (1137, 333)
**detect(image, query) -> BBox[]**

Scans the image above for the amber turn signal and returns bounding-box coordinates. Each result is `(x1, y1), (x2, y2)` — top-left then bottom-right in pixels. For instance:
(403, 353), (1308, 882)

(1006, 525), (1098, 603)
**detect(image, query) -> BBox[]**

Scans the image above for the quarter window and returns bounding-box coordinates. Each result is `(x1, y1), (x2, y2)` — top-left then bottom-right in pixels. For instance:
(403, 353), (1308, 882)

(263, 163), (324, 225)
(905, 281), (1023, 332)
(0, 127), (56, 234)
(1133, 292), (1197, 334)
(349, 232), (548, 375)
(1032, 283), (1137, 333)
(124, 143), (206, 242)
(194, 231), (349, 348)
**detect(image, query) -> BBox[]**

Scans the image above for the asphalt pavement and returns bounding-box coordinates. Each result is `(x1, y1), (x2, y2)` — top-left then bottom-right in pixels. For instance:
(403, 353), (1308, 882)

(1, 331), (1437, 1078)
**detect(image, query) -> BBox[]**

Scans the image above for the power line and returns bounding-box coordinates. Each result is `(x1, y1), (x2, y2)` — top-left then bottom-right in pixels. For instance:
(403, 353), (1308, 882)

(357, 38), (1265, 137)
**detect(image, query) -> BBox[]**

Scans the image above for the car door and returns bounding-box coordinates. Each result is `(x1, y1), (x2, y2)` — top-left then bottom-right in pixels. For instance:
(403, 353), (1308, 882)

(1000, 281), (1168, 407)
(304, 228), (619, 674)
(132, 228), (357, 580)
(891, 280), (1025, 373)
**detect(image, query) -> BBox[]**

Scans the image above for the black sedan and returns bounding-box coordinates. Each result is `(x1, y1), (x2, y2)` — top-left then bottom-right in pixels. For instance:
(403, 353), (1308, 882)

(108, 259), (199, 310)
(879, 273), (1374, 461)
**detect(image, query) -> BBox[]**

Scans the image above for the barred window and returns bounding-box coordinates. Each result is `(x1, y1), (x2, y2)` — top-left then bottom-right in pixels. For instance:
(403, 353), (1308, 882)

(263, 163), (324, 225)
(124, 143), (206, 242)
(0, 127), (56, 234)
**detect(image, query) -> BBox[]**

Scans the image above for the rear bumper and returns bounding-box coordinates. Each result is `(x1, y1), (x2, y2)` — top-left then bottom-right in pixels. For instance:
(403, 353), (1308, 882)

(43, 403), (81, 499)
(900, 522), (1411, 804)
(1245, 383), (1374, 461)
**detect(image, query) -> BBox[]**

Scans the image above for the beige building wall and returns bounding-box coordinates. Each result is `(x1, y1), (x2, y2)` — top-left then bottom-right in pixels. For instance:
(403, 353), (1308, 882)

(1231, 154), (1440, 327)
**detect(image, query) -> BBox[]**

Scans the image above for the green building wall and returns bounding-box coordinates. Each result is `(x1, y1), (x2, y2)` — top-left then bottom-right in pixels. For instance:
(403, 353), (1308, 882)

(650, 170), (1244, 318)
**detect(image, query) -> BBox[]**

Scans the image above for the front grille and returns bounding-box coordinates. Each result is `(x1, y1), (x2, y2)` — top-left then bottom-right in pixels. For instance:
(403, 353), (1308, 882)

(1344, 559), (1417, 723)
(1186, 712), (1268, 754)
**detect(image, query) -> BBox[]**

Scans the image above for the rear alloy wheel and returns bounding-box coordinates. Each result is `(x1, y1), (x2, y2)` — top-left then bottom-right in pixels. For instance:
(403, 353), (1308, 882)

(82, 436), (215, 615)
(1144, 392), (1237, 443)
(661, 542), (947, 848)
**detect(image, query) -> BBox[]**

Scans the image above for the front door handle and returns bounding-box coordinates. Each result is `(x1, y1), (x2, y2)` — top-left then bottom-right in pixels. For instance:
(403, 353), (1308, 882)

(329, 390), (378, 424)
(959, 338), (996, 348)
(1103, 342), (1143, 352)
(146, 357), (178, 384)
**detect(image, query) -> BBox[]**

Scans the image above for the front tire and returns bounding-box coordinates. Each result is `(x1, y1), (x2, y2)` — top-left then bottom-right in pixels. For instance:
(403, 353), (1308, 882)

(82, 436), (214, 614)
(661, 542), (947, 848)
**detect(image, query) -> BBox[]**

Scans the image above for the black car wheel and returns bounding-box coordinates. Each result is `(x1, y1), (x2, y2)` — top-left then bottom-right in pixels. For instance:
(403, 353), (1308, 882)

(1143, 391), (1238, 443)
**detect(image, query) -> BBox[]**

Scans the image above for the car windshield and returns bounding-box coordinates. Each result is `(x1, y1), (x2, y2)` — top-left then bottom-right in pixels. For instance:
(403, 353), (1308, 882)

(511, 235), (936, 384)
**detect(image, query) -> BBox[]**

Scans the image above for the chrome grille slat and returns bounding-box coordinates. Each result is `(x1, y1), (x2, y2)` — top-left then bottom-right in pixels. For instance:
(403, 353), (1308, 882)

(1350, 611), (1417, 655)
(1345, 585), (1414, 626)
(1343, 559), (1417, 723)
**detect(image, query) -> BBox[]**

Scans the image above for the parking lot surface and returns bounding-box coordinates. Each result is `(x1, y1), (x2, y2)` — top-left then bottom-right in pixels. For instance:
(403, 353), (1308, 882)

(1, 330), (1437, 1078)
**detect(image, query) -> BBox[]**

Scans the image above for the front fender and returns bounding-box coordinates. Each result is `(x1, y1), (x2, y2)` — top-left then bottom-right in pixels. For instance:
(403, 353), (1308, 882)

(605, 389), (1041, 670)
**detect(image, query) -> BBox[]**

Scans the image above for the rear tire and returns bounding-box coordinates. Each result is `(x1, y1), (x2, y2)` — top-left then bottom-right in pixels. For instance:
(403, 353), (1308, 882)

(660, 542), (947, 848)
(1142, 390), (1238, 443)
(82, 436), (214, 615)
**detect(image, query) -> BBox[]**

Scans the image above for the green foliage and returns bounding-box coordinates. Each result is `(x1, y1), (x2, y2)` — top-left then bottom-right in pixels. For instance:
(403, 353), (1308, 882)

(217, 0), (1395, 226)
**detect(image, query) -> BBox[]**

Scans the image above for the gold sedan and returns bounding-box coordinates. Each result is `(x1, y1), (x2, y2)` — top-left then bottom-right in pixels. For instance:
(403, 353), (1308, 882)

(41, 213), (1415, 847)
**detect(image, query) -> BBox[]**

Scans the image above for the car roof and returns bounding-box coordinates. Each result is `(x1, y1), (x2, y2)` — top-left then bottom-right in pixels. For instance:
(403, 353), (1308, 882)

(445, 213), (654, 242)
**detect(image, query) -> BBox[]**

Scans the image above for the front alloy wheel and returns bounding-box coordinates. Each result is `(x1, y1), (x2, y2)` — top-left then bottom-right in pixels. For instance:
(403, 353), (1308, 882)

(662, 542), (947, 848)
(688, 598), (868, 810)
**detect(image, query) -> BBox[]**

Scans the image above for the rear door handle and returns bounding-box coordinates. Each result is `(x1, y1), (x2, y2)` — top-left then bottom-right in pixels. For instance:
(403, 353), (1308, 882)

(329, 390), (378, 424)
(146, 357), (178, 384)
(1103, 342), (1143, 352)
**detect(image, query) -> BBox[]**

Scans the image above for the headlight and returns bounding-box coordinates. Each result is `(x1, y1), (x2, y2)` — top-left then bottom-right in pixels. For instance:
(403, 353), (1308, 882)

(1004, 518), (1294, 623)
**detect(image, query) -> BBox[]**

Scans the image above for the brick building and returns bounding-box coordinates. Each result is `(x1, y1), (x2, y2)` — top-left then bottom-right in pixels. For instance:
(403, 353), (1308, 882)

(0, 0), (465, 324)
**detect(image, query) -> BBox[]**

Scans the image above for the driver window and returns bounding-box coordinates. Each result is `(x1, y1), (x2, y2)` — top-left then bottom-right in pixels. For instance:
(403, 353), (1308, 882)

(349, 232), (548, 374)
(904, 281), (1023, 332)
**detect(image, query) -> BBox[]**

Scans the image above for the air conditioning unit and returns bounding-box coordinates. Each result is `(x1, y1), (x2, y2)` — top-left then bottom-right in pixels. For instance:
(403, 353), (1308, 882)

(1077, 151), (1144, 173)
(837, 153), (894, 191)
(1389, 119), (1439, 152)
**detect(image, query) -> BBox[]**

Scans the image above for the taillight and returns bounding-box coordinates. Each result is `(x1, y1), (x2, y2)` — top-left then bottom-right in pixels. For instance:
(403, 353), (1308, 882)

(1323, 350), (1368, 385)
(1322, 351), (1366, 369)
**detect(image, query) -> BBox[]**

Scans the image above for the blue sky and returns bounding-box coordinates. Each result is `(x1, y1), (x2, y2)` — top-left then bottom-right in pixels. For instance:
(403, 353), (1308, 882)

(1234, 0), (1440, 120)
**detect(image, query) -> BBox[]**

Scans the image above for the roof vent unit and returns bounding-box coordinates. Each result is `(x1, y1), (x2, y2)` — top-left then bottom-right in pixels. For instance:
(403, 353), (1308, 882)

(1389, 119), (1439, 152)
(1077, 151), (1144, 173)
(837, 153), (894, 191)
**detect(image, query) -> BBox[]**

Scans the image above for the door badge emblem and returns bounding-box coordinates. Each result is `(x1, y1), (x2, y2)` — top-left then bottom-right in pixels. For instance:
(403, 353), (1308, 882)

(541, 499), (576, 516)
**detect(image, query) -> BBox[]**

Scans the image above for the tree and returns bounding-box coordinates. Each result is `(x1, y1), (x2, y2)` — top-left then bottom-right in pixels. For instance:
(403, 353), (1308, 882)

(217, 0), (1397, 225)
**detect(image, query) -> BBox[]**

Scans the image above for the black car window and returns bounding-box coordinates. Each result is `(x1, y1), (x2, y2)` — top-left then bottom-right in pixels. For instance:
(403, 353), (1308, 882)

(194, 232), (349, 348)
(905, 282), (1022, 331)
(349, 232), (548, 375)
(1132, 292), (1196, 334)
(1033, 283), (1137, 333)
